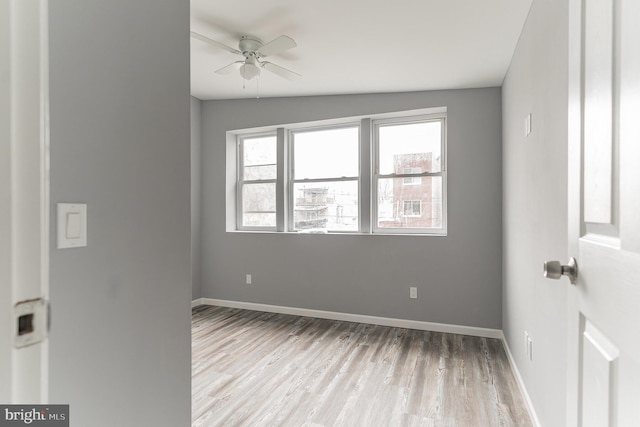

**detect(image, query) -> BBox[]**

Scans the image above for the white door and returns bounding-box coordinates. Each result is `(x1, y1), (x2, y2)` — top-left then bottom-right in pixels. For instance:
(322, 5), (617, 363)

(0, 0), (50, 403)
(564, 0), (640, 425)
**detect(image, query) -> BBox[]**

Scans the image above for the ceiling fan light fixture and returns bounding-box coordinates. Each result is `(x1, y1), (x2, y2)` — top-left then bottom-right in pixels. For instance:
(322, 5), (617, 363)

(239, 60), (260, 80)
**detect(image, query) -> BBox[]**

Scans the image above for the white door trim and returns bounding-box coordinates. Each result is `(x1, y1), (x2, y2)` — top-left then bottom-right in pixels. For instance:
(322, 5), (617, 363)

(0, 0), (50, 403)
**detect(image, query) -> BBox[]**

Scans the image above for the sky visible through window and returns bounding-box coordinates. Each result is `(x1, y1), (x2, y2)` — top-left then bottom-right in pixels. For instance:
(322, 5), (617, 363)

(293, 127), (359, 179)
(379, 121), (442, 174)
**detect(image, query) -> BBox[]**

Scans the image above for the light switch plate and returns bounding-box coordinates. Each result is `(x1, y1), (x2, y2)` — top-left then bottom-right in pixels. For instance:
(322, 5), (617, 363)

(57, 203), (87, 249)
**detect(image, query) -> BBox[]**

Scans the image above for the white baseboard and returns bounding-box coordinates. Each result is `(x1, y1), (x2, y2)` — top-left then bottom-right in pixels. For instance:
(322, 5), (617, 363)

(500, 332), (542, 427)
(194, 297), (502, 339)
(191, 298), (203, 308)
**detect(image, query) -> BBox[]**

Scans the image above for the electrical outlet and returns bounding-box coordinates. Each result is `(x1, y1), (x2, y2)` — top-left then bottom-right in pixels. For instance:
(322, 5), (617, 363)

(246, 274), (252, 285)
(409, 287), (418, 299)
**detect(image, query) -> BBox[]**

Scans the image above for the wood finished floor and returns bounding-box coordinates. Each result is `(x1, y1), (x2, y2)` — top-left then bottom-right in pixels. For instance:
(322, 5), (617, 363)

(192, 306), (533, 427)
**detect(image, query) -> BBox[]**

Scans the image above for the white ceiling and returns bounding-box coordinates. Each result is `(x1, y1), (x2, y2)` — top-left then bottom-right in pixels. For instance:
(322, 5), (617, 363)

(191, 0), (532, 100)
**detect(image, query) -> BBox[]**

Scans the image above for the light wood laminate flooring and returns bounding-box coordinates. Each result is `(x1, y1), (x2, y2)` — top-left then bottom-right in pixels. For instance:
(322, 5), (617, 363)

(192, 305), (533, 427)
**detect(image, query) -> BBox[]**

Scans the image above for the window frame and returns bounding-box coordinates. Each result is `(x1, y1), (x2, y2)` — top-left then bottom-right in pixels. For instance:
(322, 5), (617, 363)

(288, 123), (361, 233)
(236, 131), (278, 232)
(229, 108), (447, 236)
(372, 114), (447, 235)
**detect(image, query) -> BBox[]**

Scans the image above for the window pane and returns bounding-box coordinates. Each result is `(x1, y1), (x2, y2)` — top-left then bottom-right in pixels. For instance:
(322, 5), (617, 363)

(244, 164), (277, 181)
(293, 127), (359, 179)
(243, 135), (276, 180)
(293, 181), (358, 231)
(242, 183), (276, 227)
(378, 121), (442, 175)
(377, 176), (442, 229)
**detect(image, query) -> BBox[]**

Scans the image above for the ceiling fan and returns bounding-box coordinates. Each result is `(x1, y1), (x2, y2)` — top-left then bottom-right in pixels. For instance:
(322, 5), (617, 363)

(191, 31), (301, 81)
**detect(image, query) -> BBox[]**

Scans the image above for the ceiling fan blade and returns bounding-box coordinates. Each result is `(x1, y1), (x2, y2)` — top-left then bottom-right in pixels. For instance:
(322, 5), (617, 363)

(256, 35), (296, 57)
(261, 62), (301, 80)
(191, 31), (241, 55)
(215, 61), (244, 75)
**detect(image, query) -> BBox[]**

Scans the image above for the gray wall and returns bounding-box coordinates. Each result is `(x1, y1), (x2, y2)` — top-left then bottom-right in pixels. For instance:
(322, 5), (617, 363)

(48, 1), (191, 426)
(201, 88), (503, 329)
(502, 0), (569, 425)
(192, 97), (202, 300)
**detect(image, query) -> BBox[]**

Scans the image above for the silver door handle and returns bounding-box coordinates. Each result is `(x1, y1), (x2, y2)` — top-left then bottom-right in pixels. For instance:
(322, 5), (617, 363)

(543, 257), (578, 285)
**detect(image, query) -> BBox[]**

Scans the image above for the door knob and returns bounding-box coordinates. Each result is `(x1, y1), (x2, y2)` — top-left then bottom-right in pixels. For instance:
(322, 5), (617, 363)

(543, 257), (578, 285)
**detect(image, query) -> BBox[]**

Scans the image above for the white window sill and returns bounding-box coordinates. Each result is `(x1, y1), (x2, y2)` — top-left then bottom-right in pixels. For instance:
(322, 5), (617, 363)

(227, 229), (447, 237)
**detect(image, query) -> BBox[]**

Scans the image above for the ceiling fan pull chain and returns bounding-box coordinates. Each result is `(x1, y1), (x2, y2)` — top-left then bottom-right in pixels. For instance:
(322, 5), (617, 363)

(256, 77), (260, 99)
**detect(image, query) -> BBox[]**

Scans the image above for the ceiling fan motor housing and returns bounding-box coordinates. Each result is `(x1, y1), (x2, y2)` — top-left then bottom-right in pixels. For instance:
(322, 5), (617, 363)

(239, 36), (263, 56)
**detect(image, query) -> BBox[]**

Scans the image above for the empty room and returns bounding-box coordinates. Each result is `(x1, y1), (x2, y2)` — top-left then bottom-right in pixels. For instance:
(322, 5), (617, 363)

(3, 0), (639, 426)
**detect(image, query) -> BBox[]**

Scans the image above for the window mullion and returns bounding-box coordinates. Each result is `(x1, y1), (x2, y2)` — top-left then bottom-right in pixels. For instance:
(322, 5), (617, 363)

(236, 140), (243, 230)
(360, 118), (371, 233)
(276, 127), (285, 232)
(371, 121), (381, 233)
(287, 130), (294, 231)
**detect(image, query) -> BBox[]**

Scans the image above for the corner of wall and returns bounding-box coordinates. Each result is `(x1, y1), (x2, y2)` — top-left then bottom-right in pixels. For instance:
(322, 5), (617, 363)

(191, 96), (203, 300)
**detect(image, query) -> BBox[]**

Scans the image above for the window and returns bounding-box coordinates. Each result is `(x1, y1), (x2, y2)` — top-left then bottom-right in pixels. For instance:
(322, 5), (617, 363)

(403, 200), (422, 217)
(374, 117), (445, 233)
(291, 126), (359, 232)
(230, 108), (446, 235)
(237, 133), (277, 230)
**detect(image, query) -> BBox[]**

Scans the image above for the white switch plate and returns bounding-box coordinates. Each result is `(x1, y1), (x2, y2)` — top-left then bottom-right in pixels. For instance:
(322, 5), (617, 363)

(525, 113), (532, 137)
(409, 287), (418, 299)
(246, 274), (252, 285)
(57, 203), (87, 249)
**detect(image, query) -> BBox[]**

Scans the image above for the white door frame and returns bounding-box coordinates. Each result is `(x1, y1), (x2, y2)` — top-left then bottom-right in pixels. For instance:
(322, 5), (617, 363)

(0, 0), (50, 403)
